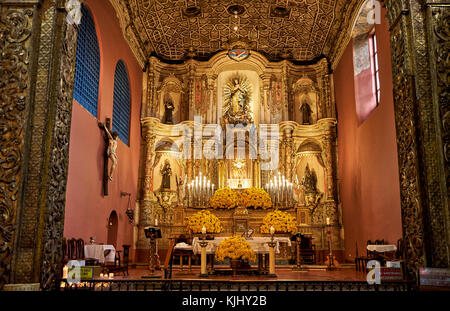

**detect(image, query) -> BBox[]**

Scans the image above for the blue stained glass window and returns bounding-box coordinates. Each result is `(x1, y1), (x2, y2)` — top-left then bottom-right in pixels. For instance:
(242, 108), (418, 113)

(73, 5), (100, 117)
(112, 60), (131, 145)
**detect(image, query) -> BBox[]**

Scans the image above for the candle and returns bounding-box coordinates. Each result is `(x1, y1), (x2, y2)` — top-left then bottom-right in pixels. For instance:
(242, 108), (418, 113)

(202, 226), (207, 235)
(109, 273), (114, 279)
(155, 218), (158, 226)
(326, 217), (330, 225)
(270, 226), (275, 235)
(63, 265), (68, 279)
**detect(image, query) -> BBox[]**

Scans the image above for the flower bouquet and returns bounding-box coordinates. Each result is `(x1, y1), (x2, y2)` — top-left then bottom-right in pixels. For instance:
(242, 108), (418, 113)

(240, 187), (272, 209)
(215, 236), (256, 275)
(260, 209), (297, 235)
(209, 187), (238, 209)
(186, 210), (223, 234)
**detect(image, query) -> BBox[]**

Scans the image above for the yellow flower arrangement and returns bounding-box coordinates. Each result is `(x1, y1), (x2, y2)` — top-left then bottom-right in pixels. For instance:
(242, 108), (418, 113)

(209, 187), (238, 209)
(240, 187), (272, 209)
(260, 209), (297, 235)
(186, 210), (224, 234)
(215, 236), (256, 262)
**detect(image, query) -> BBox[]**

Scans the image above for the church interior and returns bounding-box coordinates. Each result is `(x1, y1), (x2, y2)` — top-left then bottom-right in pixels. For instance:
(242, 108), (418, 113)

(0, 0), (448, 292)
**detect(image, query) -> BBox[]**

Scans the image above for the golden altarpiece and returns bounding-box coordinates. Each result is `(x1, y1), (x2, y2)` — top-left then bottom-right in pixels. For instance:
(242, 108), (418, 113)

(134, 51), (343, 263)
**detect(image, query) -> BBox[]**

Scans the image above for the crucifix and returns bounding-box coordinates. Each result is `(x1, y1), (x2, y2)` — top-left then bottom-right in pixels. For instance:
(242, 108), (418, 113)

(98, 118), (118, 196)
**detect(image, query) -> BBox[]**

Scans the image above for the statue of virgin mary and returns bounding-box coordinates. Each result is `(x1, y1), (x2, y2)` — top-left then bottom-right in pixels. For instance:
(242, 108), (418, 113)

(223, 74), (253, 124)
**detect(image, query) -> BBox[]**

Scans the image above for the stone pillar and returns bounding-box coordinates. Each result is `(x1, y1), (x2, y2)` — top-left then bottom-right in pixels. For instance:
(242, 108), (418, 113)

(383, 0), (449, 279)
(0, 0), (78, 290)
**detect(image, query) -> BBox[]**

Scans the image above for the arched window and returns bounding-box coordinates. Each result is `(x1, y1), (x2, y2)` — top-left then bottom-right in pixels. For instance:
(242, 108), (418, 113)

(112, 60), (131, 145)
(73, 5), (100, 117)
(352, 0), (380, 123)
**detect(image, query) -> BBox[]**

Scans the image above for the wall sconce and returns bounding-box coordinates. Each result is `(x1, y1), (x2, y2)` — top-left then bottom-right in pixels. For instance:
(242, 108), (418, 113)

(121, 191), (133, 224)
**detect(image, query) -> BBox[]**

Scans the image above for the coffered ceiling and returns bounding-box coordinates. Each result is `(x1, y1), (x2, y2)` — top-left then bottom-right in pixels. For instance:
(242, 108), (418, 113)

(110, 0), (367, 68)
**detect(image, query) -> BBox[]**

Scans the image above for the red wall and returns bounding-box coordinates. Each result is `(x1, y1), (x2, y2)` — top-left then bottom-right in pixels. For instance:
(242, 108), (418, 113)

(335, 8), (402, 262)
(64, 0), (142, 259)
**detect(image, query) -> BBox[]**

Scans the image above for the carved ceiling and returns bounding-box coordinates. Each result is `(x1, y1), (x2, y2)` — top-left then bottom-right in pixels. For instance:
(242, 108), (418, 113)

(110, 0), (367, 68)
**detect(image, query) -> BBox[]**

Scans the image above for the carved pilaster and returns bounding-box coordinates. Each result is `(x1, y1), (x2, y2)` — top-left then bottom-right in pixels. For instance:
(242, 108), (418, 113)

(0, 0), (78, 290)
(0, 3), (35, 289)
(384, 0), (449, 279)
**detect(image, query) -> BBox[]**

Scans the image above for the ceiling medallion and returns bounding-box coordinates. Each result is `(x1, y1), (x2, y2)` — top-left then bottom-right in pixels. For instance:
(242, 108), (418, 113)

(270, 6), (291, 18)
(228, 46), (250, 62)
(183, 6), (201, 18)
(227, 4), (245, 16)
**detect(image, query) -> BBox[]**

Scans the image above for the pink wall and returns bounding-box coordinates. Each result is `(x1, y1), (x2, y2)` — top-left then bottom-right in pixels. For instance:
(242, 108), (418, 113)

(335, 9), (402, 262)
(64, 0), (142, 259)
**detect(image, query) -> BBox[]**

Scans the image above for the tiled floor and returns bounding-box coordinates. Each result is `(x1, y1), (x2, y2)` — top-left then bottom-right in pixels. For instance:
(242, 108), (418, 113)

(112, 265), (367, 282)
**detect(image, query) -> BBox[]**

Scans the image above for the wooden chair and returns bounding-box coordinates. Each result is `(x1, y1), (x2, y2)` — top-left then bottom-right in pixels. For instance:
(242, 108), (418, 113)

(163, 238), (177, 279)
(106, 245), (131, 276)
(76, 238), (85, 259)
(172, 235), (194, 272)
(355, 240), (373, 272)
(299, 235), (316, 265)
(67, 238), (77, 260)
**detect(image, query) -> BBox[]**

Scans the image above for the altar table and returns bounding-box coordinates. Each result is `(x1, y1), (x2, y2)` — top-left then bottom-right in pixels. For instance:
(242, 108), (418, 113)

(84, 244), (116, 263)
(367, 245), (397, 253)
(191, 237), (292, 255)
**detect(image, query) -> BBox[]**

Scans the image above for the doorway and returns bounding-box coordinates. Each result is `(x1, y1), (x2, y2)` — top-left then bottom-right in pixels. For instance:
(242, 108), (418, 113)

(107, 211), (118, 247)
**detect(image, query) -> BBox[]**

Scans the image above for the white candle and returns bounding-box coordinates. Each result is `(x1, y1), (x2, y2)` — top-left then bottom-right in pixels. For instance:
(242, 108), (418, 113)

(63, 265), (68, 279)
(270, 226), (275, 235)
(326, 217), (330, 225)
(202, 226), (207, 235)
(155, 218), (158, 226)
(109, 273), (114, 279)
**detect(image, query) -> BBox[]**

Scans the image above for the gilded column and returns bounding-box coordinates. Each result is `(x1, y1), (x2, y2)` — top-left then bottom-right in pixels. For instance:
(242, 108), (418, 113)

(321, 135), (336, 201)
(137, 124), (156, 250)
(281, 63), (289, 121)
(284, 127), (294, 182)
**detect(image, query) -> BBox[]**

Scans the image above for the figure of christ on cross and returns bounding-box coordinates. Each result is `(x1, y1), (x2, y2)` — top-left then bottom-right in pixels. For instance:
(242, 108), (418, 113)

(98, 119), (119, 194)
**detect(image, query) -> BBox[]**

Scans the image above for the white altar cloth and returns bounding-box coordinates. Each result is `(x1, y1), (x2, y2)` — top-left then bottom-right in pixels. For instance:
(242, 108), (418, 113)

(84, 244), (116, 263)
(191, 237), (291, 256)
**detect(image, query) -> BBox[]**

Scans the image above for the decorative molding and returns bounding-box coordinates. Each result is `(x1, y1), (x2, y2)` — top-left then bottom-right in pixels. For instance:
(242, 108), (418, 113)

(109, 0), (366, 67)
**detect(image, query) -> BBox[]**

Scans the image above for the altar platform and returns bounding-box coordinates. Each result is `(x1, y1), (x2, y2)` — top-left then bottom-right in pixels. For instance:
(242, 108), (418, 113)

(59, 264), (413, 292)
(119, 264), (367, 282)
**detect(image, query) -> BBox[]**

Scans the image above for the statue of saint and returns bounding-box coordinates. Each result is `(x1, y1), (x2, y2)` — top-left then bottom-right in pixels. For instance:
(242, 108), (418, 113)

(98, 121), (118, 181)
(304, 164), (318, 193)
(160, 160), (172, 190)
(163, 99), (175, 124)
(301, 102), (312, 125)
(175, 175), (185, 204)
(231, 79), (246, 115)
